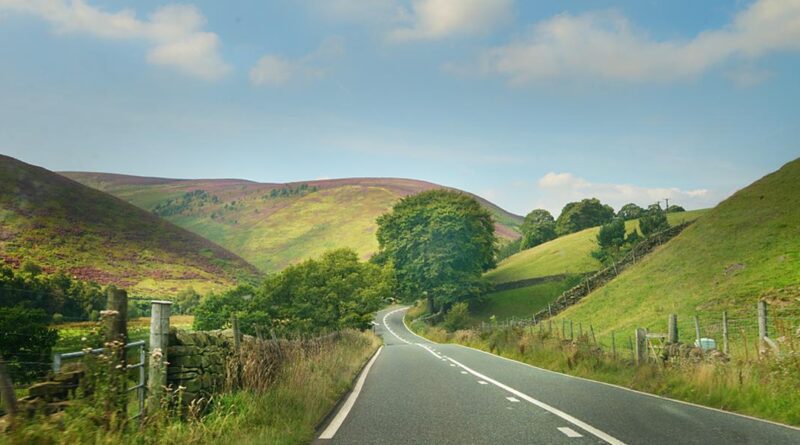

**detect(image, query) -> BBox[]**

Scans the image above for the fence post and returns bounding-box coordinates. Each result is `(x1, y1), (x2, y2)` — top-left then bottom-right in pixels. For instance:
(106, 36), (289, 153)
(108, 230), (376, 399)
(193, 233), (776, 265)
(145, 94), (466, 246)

(105, 288), (128, 427)
(611, 331), (617, 359)
(561, 320), (566, 338)
(628, 336), (634, 361)
(635, 328), (647, 365)
(548, 304), (552, 317)
(578, 322), (583, 339)
(668, 314), (678, 344)
(0, 353), (17, 424)
(758, 300), (768, 354)
(722, 311), (729, 355)
(148, 300), (172, 409)
(693, 315), (701, 346)
(231, 314), (242, 355)
(589, 325), (597, 345)
(569, 320), (574, 340)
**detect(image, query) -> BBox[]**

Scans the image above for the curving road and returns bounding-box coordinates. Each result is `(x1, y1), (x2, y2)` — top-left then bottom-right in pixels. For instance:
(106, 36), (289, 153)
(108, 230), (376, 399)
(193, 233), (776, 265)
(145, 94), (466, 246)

(315, 307), (800, 444)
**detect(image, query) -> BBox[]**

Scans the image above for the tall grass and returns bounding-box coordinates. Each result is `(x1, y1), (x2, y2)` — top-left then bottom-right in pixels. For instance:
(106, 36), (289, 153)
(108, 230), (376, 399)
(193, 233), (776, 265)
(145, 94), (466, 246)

(1, 329), (380, 445)
(409, 316), (800, 426)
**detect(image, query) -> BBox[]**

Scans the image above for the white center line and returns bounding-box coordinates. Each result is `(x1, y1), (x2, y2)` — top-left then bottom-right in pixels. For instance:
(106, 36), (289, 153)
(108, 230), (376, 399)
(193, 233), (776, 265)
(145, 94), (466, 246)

(460, 371), (468, 374)
(445, 356), (626, 445)
(506, 397), (520, 403)
(558, 427), (584, 438)
(478, 381), (488, 385)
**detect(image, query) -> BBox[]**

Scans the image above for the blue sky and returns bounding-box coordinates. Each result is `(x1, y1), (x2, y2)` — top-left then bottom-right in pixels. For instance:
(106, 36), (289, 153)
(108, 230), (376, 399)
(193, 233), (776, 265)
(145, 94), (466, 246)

(1, 0), (798, 215)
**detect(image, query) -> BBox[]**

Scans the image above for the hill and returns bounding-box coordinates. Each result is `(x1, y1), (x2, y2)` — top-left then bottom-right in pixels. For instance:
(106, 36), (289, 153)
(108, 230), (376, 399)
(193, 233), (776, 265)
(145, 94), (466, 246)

(0, 155), (259, 296)
(473, 210), (709, 322)
(485, 209), (708, 285)
(62, 173), (523, 273)
(554, 158), (800, 338)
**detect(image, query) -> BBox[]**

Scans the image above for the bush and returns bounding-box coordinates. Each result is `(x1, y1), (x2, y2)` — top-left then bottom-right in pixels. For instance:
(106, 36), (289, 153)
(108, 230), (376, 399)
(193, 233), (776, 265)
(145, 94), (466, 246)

(0, 306), (59, 383)
(639, 204), (670, 236)
(443, 302), (471, 332)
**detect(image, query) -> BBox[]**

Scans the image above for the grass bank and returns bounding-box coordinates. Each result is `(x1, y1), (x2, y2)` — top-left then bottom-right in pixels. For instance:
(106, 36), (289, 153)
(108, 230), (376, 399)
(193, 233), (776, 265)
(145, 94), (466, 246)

(2, 329), (381, 445)
(406, 305), (800, 427)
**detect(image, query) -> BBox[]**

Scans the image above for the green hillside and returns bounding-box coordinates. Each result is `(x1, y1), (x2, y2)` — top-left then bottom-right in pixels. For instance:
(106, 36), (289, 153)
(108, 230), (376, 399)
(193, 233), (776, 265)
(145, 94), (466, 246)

(485, 209), (708, 284)
(0, 155), (259, 296)
(555, 158), (800, 338)
(473, 209), (708, 322)
(63, 173), (523, 273)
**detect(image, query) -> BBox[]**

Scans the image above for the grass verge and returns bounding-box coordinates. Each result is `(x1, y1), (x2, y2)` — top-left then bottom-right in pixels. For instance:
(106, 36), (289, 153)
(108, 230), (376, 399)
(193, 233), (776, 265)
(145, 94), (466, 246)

(406, 305), (800, 427)
(2, 329), (381, 445)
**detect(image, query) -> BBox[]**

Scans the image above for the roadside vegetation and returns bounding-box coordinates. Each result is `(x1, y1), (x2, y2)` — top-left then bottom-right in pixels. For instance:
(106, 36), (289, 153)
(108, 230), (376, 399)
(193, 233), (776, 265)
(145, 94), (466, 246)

(407, 307), (800, 426)
(2, 329), (380, 445)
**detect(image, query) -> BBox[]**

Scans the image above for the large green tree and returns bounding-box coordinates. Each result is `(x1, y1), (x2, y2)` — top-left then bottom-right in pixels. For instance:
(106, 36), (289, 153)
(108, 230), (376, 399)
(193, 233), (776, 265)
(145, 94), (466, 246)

(375, 190), (496, 312)
(617, 203), (645, 220)
(555, 198), (615, 236)
(639, 204), (670, 236)
(519, 209), (557, 249)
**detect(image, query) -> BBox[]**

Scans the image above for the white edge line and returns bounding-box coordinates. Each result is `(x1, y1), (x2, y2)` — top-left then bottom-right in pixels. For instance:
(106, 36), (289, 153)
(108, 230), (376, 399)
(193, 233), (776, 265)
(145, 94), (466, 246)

(452, 341), (800, 433)
(318, 346), (383, 439)
(558, 427), (583, 438)
(444, 354), (626, 445)
(400, 307), (800, 433)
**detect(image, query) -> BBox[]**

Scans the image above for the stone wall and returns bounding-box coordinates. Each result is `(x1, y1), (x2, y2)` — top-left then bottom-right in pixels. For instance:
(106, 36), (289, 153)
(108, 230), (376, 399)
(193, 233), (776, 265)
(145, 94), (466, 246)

(166, 328), (249, 402)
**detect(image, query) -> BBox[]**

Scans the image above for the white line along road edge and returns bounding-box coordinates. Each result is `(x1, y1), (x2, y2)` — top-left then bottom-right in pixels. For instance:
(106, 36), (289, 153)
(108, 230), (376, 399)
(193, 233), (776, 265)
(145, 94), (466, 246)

(318, 346), (384, 439)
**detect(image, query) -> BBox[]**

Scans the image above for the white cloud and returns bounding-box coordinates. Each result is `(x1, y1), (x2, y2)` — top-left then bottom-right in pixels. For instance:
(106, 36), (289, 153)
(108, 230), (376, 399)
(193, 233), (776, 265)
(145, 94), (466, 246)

(0, 0), (230, 80)
(249, 37), (344, 87)
(308, 0), (403, 25)
(532, 172), (720, 215)
(389, 0), (512, 41)
(471, 0), (800, 84)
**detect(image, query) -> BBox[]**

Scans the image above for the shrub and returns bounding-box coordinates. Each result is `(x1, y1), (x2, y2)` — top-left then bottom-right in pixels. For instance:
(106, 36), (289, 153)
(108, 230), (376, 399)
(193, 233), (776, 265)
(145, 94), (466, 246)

(443, 302), (471, 332)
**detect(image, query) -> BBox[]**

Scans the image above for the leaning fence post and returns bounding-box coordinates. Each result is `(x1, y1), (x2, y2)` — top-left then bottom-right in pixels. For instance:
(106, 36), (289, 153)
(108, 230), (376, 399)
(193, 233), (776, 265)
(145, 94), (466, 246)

(722, 311), (729, 355)
(668, 314), (678, 344)
(635, 328), (647, 365)
(758, 300), (768, 354)
(148, 300), (172, 409)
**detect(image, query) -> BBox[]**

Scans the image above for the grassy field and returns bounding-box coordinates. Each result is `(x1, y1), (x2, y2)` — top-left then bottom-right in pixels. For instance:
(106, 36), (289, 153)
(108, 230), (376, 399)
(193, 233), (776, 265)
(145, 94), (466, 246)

(3, 330), (381, 445)
(64, 173), (523, 273)
(471, 277), (583, 323)
(485, 209), (709, 285)
(52, 316), (195, 354)
(0, 155), (259, 297)
(553, 158), (800, 341)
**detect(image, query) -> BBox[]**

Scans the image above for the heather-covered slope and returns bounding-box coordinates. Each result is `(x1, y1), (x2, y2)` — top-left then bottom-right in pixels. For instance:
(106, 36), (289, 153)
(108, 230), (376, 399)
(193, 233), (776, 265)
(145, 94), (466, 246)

(64, 173), (523, 273)
(0, 155), (259, 296)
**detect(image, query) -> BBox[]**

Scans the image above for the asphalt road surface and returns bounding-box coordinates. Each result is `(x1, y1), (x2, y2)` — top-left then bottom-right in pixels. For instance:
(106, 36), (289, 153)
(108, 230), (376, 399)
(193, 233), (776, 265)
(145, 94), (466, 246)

(315, 307), (800, 444)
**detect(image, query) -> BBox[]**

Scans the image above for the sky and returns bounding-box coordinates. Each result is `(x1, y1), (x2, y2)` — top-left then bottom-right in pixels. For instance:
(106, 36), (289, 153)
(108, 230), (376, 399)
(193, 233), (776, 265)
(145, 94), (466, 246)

(0, 0), (798, 216)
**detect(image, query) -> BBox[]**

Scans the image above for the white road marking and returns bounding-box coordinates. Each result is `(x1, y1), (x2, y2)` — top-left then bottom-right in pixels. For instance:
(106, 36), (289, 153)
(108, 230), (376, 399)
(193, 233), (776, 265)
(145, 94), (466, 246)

(460, 371), (468, 374)
(445, 356), (626, 445)
(382, 308), (412, 344)
(478, 381), (488, 385)
(558, 427), (583, 438)
(506, 397), (520, 403)
(450, 364), (456, 367)
(318, 346), (383, 439)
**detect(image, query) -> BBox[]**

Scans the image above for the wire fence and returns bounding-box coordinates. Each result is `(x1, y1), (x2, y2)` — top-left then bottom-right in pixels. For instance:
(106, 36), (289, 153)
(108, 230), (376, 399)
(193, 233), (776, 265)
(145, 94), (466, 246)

(481, 301), (800, 362)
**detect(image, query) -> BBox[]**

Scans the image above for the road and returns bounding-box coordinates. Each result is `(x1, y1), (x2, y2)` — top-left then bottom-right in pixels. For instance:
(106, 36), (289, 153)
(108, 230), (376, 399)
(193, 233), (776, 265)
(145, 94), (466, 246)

(315, 307), (800, 444)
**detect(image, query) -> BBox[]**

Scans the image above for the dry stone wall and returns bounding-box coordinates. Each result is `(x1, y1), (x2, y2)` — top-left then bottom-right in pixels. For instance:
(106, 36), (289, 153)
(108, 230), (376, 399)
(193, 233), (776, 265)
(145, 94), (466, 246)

(166, 328), (251, 402)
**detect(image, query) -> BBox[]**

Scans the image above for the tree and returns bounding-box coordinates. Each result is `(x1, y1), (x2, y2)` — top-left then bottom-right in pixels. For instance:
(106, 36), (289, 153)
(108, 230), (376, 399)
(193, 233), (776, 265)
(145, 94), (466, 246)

(375, 190), (496, 312)
(555, 198), (615, 236)
(519, 209), (557, 249)
(193, 249), (392, 335)
(0, 306), (58, 383)
(175, 287), (201, 314)
(617, 203), (645, 220)
(639, 204), (670, 236)
(667, 205), (686, 213)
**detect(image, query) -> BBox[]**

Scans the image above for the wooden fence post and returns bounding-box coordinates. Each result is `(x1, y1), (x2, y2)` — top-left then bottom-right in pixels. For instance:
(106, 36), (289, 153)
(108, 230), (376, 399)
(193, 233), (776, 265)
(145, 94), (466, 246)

(569, 320), (574, 341)
(148, 300), (172, 409)
(548, 304), (552, 317)
(611, 331), (617, 359)
(722, 311), (729, 355)
(628, 336), (634, 361)
(105, 288), (128, 427)
(0, 354), (17, 425)
(668, 314), (678, 344)
(578, 322), (583, 339)
(231, 314), (242, 355)
(589, 325), (597, 346)
(758, 300), (768, 354)
(635, 328), (647, 365)
(693, 315), (701, 346)
(561, 320), (566, 338)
